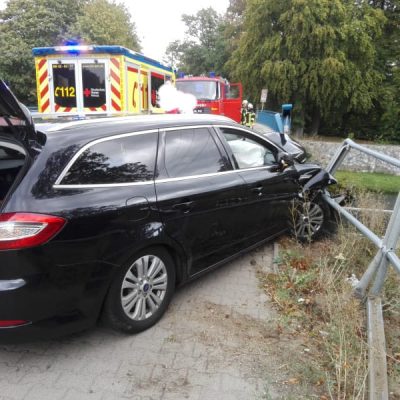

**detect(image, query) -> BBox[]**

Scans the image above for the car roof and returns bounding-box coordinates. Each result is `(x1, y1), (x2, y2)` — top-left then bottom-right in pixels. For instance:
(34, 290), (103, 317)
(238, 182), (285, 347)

(39, 114), (239, 150)
(176, 77), (223, 82)
(47, 113), (233, 130)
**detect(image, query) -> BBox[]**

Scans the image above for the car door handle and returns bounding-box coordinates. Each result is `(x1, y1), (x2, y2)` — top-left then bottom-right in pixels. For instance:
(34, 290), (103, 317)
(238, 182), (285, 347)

(172, 201), (194, 213)
(251, 186), (263, 194)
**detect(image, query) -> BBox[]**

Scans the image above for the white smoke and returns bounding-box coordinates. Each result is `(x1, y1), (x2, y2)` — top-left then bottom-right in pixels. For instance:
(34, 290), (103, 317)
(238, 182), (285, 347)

(158, 81), (197, 114)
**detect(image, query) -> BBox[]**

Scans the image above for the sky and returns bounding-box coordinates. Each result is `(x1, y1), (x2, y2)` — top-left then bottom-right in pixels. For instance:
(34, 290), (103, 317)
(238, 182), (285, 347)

(0, 0), (230, 62)
(127, 0), (230, 61)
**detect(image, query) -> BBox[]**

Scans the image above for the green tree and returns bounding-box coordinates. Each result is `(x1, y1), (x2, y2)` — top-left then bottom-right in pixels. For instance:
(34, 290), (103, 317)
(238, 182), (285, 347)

(229, 0), (386, 135)
(339, 0), (400, 142)
(165, 8), (224, 75)
(223, 0), (246, 64)
(212, 0), (247, 78)
(165, 4), (247, 78)
(163, 40), (181, 69)
(0, 0), (84, 103)
(369, 0), (400, 142)
(0, 0), (141, 104)
(69, 0), (140, 51)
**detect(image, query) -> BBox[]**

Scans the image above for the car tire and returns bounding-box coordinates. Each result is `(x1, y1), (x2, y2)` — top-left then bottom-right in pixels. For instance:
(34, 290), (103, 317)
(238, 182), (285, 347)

(290, 198), (334, 242)
(102, 246), (175, 334)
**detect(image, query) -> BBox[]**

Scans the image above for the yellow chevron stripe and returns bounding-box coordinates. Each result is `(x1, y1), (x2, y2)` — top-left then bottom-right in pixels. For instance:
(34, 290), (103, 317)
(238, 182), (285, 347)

(36, 58), (50, 113)
(110, 57), (122, 111)
(84, 106), (107, 112)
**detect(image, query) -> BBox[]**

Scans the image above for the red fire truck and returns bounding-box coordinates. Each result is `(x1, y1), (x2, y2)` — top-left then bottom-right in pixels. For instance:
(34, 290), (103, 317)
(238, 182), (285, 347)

(175, 75), (242, 123)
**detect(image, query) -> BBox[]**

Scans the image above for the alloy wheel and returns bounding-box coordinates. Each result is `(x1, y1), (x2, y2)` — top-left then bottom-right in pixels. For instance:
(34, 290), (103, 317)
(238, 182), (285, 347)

(120, 255), (168, 321)
(294, 201), (324, 240)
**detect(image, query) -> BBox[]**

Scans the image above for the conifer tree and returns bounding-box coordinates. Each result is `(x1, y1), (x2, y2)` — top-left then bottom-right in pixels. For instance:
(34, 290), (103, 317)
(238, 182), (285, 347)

(229, 0), (386, 134)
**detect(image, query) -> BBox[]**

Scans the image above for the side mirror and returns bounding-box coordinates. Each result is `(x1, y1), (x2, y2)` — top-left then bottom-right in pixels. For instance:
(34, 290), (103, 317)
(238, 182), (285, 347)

(278, 152), (294, 170)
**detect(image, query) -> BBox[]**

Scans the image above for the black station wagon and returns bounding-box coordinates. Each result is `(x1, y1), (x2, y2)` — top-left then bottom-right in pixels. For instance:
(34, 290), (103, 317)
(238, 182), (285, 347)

(0, 80), (337, 341)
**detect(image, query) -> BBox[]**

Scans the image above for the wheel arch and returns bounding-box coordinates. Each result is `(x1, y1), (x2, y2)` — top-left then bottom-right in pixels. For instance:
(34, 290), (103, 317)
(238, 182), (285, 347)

(96, 238), (187, 322)
(290, 194), (335, 242)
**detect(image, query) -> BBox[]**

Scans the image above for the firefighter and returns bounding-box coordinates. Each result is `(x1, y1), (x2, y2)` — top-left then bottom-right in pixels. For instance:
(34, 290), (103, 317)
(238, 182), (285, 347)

(241, 100), (248, 125)
(245, 103), (256, 128)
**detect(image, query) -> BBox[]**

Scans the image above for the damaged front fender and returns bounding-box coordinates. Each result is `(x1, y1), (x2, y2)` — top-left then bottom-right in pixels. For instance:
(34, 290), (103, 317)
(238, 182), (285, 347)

(302, 169), (337, 192)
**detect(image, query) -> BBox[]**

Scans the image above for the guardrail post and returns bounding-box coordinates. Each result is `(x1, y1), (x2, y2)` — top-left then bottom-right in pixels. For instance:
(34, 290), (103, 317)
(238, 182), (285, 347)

(354, 251), (383, 299)
(368, 296), (389, 400)
(326, 143), (351, 175)
(371, 193), (400, 296)
(322, 139), (400, 400)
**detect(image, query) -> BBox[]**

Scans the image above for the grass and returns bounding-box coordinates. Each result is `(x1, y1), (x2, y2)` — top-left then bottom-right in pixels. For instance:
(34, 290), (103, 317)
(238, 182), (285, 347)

(335, 171), (400, 194)
(260, 192), (400, 399)
(261, 238), (369, 399)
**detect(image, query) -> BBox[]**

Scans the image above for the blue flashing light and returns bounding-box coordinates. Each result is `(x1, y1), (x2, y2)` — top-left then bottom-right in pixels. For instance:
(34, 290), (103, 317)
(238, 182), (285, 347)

(54, 45), (93, 56)
(31, 45), (174, 73)
(63, 39), (80, 47)
(178, 71), (185, 78)
(209, 71), (216, 78)
(59, 40), (86, 55)
(282, 103), (293, 111)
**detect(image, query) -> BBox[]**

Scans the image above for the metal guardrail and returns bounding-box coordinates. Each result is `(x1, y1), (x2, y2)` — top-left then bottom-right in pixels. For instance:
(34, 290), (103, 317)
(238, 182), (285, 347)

(322, 138), (400, 400)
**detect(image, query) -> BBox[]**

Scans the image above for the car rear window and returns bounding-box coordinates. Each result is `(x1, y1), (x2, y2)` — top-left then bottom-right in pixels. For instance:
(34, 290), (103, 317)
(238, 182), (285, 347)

(61, 132), (158, 185)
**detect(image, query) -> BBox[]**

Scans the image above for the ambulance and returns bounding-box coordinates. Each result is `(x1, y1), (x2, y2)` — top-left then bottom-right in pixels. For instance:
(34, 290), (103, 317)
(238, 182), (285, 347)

(32, 45), (175, 116)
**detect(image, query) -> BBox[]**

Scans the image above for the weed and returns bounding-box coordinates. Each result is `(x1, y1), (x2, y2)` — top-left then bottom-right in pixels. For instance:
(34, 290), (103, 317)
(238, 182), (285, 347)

(164, 334), (177, 343)
(261, 191), (400, 398)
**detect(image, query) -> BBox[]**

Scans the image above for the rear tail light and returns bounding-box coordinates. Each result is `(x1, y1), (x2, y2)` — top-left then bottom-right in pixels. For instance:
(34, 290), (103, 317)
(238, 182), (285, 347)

(0, 213), (66, 250)
(0, 320), (30, 328)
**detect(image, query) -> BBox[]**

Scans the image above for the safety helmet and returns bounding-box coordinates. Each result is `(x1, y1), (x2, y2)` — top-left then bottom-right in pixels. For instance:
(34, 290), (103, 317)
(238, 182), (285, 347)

(248, 103), (253, 110)
(242, 100), (248, 107)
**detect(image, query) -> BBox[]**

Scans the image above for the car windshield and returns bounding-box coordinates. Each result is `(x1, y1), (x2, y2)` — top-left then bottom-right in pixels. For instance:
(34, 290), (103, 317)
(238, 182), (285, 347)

(176, 81), (218, 101)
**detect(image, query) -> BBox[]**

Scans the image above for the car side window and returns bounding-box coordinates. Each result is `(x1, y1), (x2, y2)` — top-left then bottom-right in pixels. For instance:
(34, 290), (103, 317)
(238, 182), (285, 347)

(220, 128), (276, 169)
(163, 128), (229, 178)
(61, 132), (158, 185)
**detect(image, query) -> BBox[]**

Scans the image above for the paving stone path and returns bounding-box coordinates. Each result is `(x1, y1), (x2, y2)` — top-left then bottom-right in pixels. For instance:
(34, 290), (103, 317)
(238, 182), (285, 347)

(0, 243), (289, 400)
